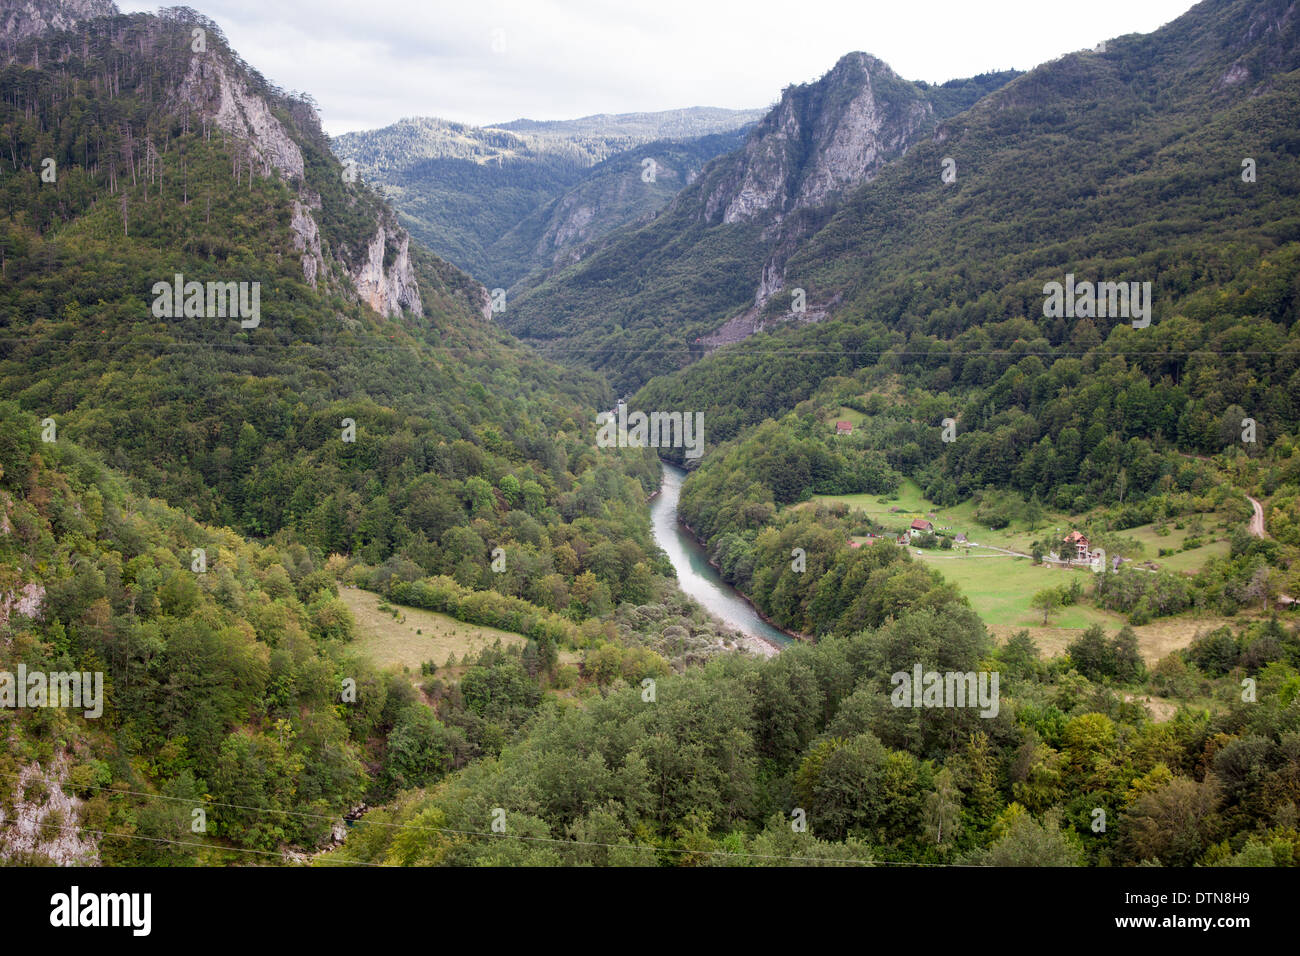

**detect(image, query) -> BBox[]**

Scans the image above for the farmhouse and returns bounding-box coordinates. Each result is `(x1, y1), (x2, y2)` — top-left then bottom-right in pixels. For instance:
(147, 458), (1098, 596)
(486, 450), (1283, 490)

(835, 420), (853, 435)
(911, 519), (934, 533)
(1064, 530), (1091, 561)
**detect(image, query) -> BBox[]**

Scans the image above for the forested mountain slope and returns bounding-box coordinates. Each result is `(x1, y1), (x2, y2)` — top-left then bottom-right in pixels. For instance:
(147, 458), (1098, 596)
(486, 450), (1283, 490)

(4, 0), (1300, 873)
(633, 0), (1300, 451)
(628, 0), (1300, 648)
(503, 55), (1019, 393)
(485, 130), (753, 286)
(0, 0), (673, 863)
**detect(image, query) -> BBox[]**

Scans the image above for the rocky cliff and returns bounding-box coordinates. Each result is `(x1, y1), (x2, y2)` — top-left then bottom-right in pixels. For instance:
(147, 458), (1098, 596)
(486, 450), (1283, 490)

(350, 224), (423, 318)
(3, 0), (425, 318)
(692, 53), (936, 324)
(0, 0), (114, 42)
(168, 33), (421, 315)
(504, 53), (1015, 389)
(704, 53), (932, 227)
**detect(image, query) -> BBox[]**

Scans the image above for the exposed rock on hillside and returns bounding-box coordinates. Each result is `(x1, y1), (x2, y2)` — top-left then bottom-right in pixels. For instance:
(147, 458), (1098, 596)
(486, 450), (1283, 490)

(705, 54), (931, 227)
(166, 26), (420, 313)
(0, 0), (114, 42)
(503, 53), (1016, 388)
(350, 225), (423, 318)
(175, 53), (306, 181)
(0, 760), (99, 866)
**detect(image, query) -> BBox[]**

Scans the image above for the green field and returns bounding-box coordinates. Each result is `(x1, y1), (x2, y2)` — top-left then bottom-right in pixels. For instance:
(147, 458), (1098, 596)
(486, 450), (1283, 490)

(1152, 539), (1232, 572)
(812, 485), (1246, 662)
(824, 406), (867, 427)
(812, 478), (936, 526)
(1121, 520), (1234, 573)
(911, 549), (1240, 663)
(815, 484), (1239, 575)
(339, 587), (526, 672)
(814, 480), (1070, 553)
(912, 551), (1118, 629)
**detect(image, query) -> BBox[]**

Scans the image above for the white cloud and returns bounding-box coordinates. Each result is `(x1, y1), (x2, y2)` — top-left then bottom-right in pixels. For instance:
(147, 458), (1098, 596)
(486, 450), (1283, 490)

(116, 0), (1200, 135)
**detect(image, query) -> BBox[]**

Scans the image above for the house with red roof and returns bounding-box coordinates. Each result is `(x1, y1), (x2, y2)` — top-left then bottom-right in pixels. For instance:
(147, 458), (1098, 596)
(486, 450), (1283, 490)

(1064, 530), (1091, 561)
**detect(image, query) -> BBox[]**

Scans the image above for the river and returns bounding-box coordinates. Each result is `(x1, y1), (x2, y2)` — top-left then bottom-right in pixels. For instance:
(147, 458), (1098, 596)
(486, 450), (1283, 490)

(650, 462), (792, 649)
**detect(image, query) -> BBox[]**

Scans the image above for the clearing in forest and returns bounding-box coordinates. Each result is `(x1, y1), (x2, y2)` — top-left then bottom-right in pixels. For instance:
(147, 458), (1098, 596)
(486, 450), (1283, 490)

(339, 586), (526, 672)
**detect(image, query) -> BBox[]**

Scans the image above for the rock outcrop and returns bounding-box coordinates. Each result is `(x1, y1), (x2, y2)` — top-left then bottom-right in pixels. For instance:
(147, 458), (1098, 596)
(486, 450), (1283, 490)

(691, 52), (934, 328)
(0, 0), (116, 42)
(702, 53), (931, 229)
(0, 759), (99, 866)
(350, 225), (423, 319)
(0, 577), (43, 634)
(170, 39), (421, 314)
(291, 196), (324, 288)
(175, 53), (306, 182)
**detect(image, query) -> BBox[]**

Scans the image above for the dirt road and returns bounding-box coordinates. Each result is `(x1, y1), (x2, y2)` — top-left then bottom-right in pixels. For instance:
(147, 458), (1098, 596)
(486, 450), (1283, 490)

(1247, 495), (1268, 538)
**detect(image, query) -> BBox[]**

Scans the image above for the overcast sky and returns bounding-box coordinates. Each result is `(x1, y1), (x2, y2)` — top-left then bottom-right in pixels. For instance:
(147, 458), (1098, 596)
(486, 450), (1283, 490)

(118, 0), (1200, 136)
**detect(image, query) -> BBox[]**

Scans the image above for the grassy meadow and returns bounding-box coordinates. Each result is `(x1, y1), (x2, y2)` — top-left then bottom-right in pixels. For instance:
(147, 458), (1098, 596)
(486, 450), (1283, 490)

(339, 586), (527, 672)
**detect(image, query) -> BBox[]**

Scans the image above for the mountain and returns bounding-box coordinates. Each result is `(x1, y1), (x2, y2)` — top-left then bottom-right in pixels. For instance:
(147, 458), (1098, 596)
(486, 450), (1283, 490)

(493, 108), (769, 146)
(624, 0), (1300, 646)
(5, 0), (1300, 878)
(768, 0), (1300, 338)
(332, 108), (764, 286)
(501, 55), (1020, 393)
(483, 130), (754, 283)
(632, 0), (1300, 450)
(0, 0), (671, 863)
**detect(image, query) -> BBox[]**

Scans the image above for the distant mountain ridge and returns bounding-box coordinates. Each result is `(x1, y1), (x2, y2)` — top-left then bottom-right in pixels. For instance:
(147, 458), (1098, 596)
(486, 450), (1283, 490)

(489, 129), (754, 278)
(333, 107), (765, 286)
(492, 107), (770, 147)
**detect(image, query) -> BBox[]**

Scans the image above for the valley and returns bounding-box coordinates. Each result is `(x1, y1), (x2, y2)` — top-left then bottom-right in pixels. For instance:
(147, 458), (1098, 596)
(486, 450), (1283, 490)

(2, 0), (1299, 877)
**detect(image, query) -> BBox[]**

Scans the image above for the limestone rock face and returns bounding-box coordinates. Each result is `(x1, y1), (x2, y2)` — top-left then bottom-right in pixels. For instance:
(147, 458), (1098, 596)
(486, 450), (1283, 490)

(791, 65), (931, 210)
(0, 580), (42, 632)
(689, 52), (936, 323)
(172, 47), (425, 316)
(0, 0), (116, 41)
(351, 226), (423, 319)
(544, 201), (597, 256)
(476, 284), (495, 322)
(703, 53), (931, 229)
(291, 197), (324, 288)
(0, 759), (99, 866)
(175, 54), (306, 182)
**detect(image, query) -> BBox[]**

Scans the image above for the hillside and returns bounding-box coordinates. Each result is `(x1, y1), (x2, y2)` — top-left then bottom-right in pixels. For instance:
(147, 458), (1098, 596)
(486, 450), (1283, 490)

(332, 108), (763, 286)
(0, 404), (375, 863)
(611, 0), (1300, 792)
(0, 0), (673, 863)
(5, 0), (1300, 878)
(630, 0), (1300, 450)
(501, 57), (1019, 393)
